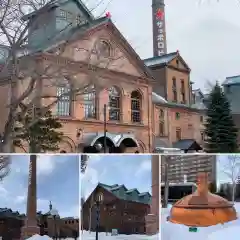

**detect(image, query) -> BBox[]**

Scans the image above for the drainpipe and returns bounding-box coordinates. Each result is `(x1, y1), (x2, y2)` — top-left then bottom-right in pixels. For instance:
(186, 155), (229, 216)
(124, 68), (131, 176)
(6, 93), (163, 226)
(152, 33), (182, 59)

(148, 86), (152, 152)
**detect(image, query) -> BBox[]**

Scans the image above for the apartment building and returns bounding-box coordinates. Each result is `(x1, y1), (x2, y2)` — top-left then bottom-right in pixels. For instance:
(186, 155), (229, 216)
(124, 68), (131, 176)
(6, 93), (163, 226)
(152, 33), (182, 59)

(161, 155), (217, 184)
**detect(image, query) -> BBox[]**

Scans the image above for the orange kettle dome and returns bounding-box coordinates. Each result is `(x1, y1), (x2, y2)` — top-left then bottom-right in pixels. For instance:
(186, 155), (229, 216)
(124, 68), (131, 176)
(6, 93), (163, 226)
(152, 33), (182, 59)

(169, 172), (237, 227)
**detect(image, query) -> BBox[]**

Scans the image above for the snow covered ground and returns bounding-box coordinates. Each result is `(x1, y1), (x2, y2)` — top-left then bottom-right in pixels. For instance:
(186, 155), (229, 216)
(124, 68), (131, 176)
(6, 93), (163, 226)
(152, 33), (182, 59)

(161, 203), (240, 240)
(80, 231), (159, 240)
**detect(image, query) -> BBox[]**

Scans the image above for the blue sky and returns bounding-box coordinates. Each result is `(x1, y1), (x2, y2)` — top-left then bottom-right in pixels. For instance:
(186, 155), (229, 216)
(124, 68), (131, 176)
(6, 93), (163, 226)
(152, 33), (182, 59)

(0, 155), (79, 218)
(80, 155), (152, 200)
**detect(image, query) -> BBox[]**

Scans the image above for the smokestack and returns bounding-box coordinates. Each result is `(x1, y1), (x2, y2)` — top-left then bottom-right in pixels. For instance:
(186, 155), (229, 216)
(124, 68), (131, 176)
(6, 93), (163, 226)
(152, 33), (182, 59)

(152, 0), (167, 57)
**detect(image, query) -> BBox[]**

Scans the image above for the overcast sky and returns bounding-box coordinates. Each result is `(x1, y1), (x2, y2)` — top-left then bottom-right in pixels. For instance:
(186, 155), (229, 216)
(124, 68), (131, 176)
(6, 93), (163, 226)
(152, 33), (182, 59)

(0, 155), (79, 218)
(84, 0), (240, 92)
(80, 154), (152, 200)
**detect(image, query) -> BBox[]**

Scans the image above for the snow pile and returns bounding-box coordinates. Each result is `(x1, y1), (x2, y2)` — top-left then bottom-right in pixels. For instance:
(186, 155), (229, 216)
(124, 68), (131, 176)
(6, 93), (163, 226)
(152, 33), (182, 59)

(80, 231), (159, 239)
(27, 235), (52, 240)
(161, 203), (240, 240)
(27, 236), (77, 240)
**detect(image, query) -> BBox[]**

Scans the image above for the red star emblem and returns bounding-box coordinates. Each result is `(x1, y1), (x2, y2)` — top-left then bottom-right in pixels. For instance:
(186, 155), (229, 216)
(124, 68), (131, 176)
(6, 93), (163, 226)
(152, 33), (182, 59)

(156, 9), (164, 20)
(105, 12), (111, 18)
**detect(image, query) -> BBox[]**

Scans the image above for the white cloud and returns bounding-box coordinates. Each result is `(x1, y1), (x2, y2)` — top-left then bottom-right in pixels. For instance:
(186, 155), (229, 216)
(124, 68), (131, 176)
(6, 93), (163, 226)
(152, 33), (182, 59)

(87, 155), (103, 162)
(37, 198), (51, 213)
(14, 195), (26, 204)
(37, 155), (55, 175)
(135, 160), (151, 177)
(81, 166), (99, 199)
(0, 184), (8, 198)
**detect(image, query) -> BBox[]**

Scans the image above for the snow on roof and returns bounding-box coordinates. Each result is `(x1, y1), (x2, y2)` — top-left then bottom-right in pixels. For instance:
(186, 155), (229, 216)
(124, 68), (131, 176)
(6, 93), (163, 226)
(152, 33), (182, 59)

(152, 92), (168, 104)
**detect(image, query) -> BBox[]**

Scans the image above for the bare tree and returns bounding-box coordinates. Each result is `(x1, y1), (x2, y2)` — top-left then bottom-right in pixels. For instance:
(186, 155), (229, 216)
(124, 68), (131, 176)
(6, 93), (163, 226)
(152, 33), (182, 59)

(0, 155), (11, 180)
(0, 0), (122, 153)
(81, 155), (88, 173)
(221, 155), (240, 203)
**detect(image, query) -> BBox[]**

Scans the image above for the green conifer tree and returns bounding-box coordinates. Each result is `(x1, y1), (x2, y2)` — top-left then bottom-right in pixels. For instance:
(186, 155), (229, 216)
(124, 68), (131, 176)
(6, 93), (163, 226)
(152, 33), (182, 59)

(204, 82), (238, 153)
(13, 108), (63, 153)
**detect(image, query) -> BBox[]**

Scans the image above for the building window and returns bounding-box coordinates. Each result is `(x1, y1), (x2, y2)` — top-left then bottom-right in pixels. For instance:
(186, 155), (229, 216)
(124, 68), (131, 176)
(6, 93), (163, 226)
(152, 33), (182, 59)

(96, 40), (111, 58)
(159, 109), (164, 118)
(131, 90), (141, 123)
(180, 80), (184, 91)
(180, 80), (185, 103)
(176, 59), (179, 67)
(83, 87), (96, 119)
(76, 15), (87, 25)
(201, 132), (205, 141)
(175, 112), (180, 120)
(172, 77), (177, 102)
(200, 115), (203, 122)
(159, 109), (165, 136)
(176, 128), (181, 141)
(159, 121), (164, 136)
(59, 9), (67, 18)
(66, 12), (73, 21)
(108, 86), (121, 121)
(192, 93), (196, 104)
(56, 83), (71, 116)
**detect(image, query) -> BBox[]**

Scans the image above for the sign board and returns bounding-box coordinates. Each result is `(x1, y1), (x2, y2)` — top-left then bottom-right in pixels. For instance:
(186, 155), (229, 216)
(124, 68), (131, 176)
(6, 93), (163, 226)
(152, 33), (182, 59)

(111, 229), (118, 236)
(189, 227), (198, 232)
(155, 8), (165, 56)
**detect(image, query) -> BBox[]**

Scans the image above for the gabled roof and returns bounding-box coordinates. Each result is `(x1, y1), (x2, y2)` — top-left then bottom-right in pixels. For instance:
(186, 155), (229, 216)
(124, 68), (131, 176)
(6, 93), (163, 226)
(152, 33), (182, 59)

(144, 52), (178, 67)
(192, 88), (204, 98)
(98, 183), (151, 204)
(22, 0), (94, 21)
(0, 208), (25, 219)
(222, 75), (240, 86)
(32, 16), (154, 80)
(172, 139), (202, 152)
(144, 51), (191, 71)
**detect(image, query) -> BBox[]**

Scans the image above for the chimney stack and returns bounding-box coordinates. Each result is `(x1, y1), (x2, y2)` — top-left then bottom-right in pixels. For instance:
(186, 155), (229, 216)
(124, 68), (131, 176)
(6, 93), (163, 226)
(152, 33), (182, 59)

(152, 0), (167, 57)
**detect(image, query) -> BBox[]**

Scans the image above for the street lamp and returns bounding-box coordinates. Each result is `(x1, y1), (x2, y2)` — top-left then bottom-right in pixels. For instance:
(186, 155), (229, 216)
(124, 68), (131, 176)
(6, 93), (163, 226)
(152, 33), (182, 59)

(95, 192), (104, 240)
(50, 208), (59, 240)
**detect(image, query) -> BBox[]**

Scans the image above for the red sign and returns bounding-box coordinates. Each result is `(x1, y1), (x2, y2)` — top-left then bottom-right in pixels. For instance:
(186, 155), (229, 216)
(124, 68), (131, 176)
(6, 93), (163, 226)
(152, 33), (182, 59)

(156, 9), (164, 20)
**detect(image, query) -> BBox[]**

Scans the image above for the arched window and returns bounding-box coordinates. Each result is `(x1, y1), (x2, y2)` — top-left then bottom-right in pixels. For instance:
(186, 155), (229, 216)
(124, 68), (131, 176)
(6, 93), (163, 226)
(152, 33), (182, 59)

(96, 40), (111, 58)
(131, 90), (141, 123)
(83, 86), (96, 119)
(108, 86), (121, 121)
(159, 109), (165, 136)
(56, 81), (71, 116)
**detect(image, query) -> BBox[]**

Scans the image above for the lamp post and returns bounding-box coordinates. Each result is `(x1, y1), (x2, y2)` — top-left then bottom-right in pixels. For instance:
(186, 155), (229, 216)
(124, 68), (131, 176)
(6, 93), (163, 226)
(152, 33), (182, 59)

(95, 192), (104, 240)
(50, 208), (59, 240)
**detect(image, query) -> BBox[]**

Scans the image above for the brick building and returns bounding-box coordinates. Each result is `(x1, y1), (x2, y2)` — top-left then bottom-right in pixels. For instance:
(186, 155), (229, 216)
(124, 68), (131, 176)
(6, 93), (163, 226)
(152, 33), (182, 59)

(82, 183), (151, 234)
(0, 0), (206, 153)
(0, 207), (79, 239)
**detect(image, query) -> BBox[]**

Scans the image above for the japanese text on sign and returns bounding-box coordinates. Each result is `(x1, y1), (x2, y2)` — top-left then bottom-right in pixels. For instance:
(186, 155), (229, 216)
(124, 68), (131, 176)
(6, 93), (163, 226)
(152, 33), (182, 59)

(28, 161), (32, 186)
(156, 9), (165, 56)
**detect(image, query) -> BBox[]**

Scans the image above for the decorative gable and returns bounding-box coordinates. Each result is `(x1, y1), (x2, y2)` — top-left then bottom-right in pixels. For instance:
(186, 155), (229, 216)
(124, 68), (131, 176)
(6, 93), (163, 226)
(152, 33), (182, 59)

(62, 21), (152, 80)
(168, 54), (190, 72)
